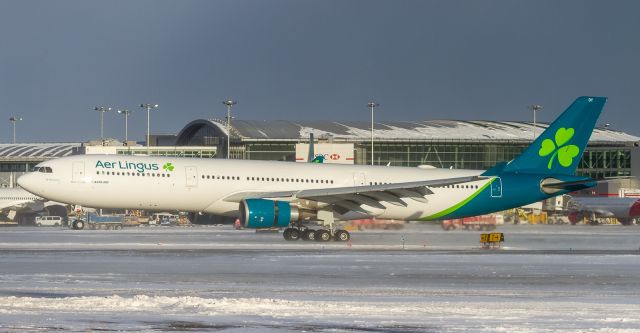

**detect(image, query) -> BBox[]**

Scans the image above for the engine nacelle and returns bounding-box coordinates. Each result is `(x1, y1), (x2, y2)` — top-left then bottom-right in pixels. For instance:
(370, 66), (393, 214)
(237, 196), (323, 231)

(239, 199), (299, 229)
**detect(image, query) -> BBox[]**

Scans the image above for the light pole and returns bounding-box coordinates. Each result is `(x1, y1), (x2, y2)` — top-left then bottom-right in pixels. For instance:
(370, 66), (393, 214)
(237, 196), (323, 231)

(140, 104), (159, 154)
(222, 100), (237, 159)
(9, 116), (22, 144)
(528, 104), (543, 140)
(117, 109), (132, 142)
(94, 106), (112, 141)
(367, 102), (379, 165)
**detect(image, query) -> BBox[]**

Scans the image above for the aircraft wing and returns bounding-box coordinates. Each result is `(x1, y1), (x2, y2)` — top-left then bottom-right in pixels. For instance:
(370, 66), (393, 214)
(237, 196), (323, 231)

(223, 175), (485, 214)
(0, 199), (36, 211)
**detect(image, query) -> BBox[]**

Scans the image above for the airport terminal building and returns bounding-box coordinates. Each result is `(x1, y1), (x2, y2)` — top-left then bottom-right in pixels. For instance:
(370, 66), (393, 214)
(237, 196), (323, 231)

(175, 119), (640, 181)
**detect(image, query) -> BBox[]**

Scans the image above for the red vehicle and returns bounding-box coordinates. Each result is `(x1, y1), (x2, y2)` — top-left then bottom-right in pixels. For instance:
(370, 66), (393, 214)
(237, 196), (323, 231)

(441, 215), (498, 231)
(350, 219), (404, 230)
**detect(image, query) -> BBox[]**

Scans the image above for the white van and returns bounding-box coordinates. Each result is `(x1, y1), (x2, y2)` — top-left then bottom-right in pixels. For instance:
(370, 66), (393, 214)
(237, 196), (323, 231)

(35, 216), (63, 227)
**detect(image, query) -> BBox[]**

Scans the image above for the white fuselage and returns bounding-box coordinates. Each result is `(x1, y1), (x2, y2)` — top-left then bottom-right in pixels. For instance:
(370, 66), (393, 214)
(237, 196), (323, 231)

(568, 197), (640, 219)
(18, 155), (488, 220)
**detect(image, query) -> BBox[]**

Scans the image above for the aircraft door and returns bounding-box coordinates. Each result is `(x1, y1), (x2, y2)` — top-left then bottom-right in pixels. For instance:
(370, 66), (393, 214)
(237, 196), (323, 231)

(491, 177), (502, 198)
(353, 172), (366, 186)
(72, 161), (85, 182)
(185, 166), (198, 187)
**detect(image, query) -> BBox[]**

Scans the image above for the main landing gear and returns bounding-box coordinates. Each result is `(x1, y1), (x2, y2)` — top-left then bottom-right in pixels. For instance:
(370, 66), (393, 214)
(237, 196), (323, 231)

(282, 210), (351, 242)
(283, 227), (351, 242)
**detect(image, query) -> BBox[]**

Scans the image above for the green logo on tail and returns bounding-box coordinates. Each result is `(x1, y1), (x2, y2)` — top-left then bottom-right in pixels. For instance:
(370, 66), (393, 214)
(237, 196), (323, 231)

(538, 127), (580, 169)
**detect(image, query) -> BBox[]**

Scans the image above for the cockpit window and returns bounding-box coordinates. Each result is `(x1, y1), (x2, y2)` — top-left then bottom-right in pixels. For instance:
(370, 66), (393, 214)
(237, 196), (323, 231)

(36, 167), (53, 173)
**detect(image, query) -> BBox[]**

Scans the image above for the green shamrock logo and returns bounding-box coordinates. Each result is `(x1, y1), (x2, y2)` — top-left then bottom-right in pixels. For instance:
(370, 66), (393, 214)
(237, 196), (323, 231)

(162, 162), (175, 172)
(538, 127), (580, 169)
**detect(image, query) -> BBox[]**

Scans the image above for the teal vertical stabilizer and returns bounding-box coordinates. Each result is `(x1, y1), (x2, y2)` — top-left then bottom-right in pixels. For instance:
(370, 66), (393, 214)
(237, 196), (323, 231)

(498, 96), (607, 175)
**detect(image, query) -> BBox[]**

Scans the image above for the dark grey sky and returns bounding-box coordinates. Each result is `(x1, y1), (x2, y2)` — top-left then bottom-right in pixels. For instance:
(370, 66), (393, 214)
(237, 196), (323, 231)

(1, 0), (639, 143)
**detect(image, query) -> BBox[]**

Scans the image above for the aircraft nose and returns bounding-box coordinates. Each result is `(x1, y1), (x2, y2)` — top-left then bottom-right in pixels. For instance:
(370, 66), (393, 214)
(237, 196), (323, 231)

(17, 173), (37, 193)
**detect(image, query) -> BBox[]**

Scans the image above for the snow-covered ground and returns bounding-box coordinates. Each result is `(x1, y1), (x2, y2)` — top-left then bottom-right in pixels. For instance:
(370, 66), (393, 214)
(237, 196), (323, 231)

(0, 224), (639, 332)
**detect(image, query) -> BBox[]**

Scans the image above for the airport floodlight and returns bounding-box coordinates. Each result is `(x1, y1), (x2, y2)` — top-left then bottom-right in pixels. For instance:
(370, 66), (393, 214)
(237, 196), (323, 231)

(9, 116), (22, 144)
(139, 104), (159, 154)
(117, 109), (132, 142)
(528, 104), (543, 140)
(367, 102), (380, 165)
(94, 106), (112, 141)
(222, 100), (237, 159)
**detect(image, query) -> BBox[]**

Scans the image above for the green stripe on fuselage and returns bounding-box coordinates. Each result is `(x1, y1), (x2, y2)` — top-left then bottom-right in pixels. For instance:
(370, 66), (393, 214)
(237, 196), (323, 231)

(419, 178), (496, 221)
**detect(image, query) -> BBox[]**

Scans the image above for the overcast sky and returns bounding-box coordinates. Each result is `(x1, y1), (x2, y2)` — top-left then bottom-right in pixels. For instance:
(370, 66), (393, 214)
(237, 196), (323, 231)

(0, 0), (638, 143)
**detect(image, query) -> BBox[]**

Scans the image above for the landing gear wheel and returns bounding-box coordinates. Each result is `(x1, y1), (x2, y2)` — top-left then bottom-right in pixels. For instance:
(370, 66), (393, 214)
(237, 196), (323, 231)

(289, 228), (301, 241)
(302, 229), (316, 241)
(334, 230), (350, 242)
(315, 229), (332, 242)
(283, 228), (300, 241)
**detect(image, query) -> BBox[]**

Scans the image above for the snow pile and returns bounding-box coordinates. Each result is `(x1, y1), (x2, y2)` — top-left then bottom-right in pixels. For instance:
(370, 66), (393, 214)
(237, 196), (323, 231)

(2, 294), (640, 331)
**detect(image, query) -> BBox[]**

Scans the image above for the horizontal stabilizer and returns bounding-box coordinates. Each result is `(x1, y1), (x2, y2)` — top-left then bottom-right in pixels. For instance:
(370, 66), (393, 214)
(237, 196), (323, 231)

(541, 176), (633, 190)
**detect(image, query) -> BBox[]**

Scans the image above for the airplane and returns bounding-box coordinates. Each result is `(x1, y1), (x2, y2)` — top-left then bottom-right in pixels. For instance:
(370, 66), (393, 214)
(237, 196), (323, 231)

(0, 187), (67, 223)
(18, 96), (608, 241)
(0, 187), (44, 218)
(567, 196), (640, 225)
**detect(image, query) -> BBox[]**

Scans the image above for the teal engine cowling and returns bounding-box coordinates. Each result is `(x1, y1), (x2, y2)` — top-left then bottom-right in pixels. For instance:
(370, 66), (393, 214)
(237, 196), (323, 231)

(239, 199), (299, 228)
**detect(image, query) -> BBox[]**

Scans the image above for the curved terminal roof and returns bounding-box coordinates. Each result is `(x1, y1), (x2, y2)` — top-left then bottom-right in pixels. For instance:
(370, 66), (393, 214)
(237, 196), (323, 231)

(177, 119), (640, 144)
(0, 143), (81, 160)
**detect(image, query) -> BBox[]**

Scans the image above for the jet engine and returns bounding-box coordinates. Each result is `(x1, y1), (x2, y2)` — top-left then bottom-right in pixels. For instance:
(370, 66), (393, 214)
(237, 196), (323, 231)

(239, 199), (299, 229)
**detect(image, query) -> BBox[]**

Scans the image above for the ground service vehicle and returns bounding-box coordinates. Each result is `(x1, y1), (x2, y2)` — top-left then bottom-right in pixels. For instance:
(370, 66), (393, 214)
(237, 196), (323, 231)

(35, 215), (62, 227)
(69, 214), (123, 230)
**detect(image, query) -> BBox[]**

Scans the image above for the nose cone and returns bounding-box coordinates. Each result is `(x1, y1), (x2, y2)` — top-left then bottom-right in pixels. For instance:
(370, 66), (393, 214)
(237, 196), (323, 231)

(17, 173), (39, 194)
